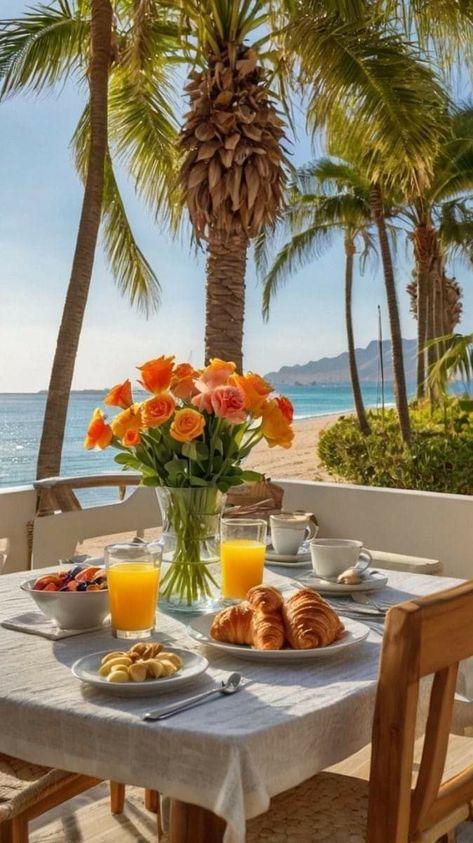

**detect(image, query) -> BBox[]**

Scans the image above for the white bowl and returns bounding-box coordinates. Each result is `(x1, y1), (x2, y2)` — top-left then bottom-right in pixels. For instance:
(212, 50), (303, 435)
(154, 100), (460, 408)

(20, 577), (110, 630)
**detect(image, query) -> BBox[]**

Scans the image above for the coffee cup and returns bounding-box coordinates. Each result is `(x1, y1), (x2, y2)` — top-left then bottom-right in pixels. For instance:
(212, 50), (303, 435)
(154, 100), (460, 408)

(270, 513), (317, 556)
(309, 539), (372, 580)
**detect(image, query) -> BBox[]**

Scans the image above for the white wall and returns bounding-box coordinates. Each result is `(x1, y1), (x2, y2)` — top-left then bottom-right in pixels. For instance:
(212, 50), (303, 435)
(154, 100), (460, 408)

(2, 480), (473, 578)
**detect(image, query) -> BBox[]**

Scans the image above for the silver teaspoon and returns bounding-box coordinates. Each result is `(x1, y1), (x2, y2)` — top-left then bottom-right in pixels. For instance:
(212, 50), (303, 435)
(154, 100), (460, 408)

(143, 672), (242, 721)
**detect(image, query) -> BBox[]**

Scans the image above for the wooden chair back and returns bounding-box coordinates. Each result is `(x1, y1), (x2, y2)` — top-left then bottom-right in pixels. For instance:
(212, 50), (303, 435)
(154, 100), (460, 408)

(367, 580), (473, 843)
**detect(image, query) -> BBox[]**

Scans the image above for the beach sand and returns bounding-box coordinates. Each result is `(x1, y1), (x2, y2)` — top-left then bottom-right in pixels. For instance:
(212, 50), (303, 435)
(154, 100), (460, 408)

(78, 413), (341, 556)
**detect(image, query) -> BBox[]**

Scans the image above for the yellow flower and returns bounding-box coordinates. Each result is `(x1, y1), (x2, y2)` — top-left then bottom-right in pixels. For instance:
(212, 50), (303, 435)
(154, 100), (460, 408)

(170, 408), (205, 443)
(84, 409), (113, 450)
(260, 399), (294, 449)
(111, 405), (142, 439)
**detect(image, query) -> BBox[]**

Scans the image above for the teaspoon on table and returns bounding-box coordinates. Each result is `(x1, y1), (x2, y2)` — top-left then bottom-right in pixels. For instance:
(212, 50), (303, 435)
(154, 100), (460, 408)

(143, 672), (242, 721)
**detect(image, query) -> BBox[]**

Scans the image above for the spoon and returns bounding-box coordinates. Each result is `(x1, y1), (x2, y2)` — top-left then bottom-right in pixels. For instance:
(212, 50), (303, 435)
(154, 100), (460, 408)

(143, 672), (242, 721)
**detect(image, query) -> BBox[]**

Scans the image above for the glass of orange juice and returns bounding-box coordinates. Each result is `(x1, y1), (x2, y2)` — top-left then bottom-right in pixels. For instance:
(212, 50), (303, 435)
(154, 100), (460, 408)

(220, 519), (267, 602)
(105, 543), (162, 638)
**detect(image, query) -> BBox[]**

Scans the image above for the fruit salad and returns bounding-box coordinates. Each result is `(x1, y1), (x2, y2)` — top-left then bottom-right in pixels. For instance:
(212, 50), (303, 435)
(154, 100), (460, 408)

(32, 566), (107, 592)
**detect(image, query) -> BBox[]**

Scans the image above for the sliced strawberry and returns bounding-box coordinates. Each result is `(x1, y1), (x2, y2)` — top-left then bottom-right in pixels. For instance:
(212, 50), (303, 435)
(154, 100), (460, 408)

(43, 583), (58, 591)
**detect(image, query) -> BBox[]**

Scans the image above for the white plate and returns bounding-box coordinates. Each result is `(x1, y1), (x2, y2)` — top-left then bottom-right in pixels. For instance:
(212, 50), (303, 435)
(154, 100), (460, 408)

(187, 612), (369, 661)
(294, 570), (388, 594)
(71, 647), (208, 696)
(265, 546), (311, 564)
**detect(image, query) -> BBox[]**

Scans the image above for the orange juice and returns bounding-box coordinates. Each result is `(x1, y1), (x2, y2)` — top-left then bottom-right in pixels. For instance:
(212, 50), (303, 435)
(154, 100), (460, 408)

(220, 540), (265, 599)
(107, 563), (160, 632)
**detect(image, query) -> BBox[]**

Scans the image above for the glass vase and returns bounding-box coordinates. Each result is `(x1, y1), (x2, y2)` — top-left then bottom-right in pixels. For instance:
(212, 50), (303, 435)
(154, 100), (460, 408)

(156, 486), (226, 613)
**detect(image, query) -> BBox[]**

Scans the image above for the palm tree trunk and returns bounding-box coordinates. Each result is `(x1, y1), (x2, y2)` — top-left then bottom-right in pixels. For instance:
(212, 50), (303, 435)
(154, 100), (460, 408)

(370, 183), (411, 445)
(205, 228), (248, 371)
(344, 235), (370, 435)
(412, 224), (432, 400)
(36, 0), (112, 480)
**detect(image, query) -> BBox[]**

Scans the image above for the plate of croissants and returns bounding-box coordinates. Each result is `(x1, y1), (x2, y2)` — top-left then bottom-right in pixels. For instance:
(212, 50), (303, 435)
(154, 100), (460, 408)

(187, 586), (370, 661)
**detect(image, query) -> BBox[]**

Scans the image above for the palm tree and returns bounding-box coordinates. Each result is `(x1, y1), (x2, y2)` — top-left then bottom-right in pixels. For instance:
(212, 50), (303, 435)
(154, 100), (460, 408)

(282, 7), (449, 445)
(0, 1), (180, 477)
(401, 106), (473, 398)
(177, 0), (453, 372)
(39, 0), (113, 479)
(257, 159), (377, 435)
(177, 0), (288, 371)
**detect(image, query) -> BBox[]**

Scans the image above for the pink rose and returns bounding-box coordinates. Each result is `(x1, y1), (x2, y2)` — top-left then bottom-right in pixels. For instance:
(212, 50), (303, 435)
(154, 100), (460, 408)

(210, 385), (247, 424)
(192, 379), (214, 413)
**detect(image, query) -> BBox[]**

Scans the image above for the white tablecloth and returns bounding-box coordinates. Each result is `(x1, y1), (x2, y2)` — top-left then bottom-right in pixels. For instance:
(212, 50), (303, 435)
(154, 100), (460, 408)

(0, 568), (462, 843)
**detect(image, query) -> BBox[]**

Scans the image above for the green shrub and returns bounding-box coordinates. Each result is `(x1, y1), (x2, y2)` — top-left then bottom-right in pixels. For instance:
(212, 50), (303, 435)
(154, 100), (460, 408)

(318, 400), (473, 495)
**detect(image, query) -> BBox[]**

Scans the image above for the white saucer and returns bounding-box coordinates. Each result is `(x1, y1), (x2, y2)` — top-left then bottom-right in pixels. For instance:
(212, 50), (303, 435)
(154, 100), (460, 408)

(265, 545), (311, 565)
(294, 569), (388, 594)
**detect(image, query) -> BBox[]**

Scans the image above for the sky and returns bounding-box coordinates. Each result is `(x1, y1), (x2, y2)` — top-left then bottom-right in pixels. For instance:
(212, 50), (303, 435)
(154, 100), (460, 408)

(1, 1), (473, 392)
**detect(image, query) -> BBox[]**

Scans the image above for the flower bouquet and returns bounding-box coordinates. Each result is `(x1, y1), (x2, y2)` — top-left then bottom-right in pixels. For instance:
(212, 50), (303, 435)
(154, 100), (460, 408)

(85, 356), (294, 610)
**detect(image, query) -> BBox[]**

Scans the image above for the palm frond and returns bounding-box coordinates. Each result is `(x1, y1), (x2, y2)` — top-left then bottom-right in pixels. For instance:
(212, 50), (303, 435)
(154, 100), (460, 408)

(0, 0), (88, 98)
(262, 222), (336, 319)
(71, 105), (161, 314)
(428, 332), (473, 394)
(288, 8), (447, 193)
(108, 64), (181, 229)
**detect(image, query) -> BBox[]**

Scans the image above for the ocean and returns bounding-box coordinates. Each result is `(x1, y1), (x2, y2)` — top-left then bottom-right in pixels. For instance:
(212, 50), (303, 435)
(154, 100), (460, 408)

(0, 384), (396, 506)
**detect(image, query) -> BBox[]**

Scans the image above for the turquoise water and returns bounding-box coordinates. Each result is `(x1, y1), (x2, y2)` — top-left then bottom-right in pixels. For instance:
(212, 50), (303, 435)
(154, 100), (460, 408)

(0, 385), (397, 505)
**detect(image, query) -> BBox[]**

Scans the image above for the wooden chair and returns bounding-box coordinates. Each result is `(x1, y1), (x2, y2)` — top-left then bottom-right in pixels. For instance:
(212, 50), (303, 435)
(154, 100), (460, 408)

(0, 757), (124, 843)
(163, 581), (473, 842)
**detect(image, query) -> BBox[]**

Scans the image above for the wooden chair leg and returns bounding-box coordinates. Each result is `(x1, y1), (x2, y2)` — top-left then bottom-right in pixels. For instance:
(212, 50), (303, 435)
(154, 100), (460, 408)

(169, 799), (225, 843)
(10, 818), (28, 843)
(110, 781), (125, 815)
(0, 820), (13, 843)
(145, 788), (160, 814)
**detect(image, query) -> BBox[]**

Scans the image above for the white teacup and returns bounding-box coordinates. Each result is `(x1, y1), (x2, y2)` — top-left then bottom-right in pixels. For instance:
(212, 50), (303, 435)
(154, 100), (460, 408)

(270, 514), (317, 556)
(310, 539), (372, 580)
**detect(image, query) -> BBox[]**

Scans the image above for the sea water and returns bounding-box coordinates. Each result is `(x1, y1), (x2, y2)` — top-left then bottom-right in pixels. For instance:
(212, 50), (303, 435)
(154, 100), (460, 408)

(0, 385), (397, 505)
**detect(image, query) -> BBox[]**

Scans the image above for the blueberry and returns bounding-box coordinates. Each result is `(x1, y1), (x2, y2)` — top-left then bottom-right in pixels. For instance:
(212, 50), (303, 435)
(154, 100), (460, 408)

(77, 582), (88, 592)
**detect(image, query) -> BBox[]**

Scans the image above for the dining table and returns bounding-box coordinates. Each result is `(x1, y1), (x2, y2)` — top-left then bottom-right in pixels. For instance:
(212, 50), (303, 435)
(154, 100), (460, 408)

(0, 564), (466, 843)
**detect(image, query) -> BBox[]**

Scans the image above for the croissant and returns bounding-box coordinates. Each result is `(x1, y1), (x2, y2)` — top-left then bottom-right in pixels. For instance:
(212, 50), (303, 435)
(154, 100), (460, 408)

(246, 585), (285, 650)
(210, 603), (254, 645)
(283, 589), (345, 649)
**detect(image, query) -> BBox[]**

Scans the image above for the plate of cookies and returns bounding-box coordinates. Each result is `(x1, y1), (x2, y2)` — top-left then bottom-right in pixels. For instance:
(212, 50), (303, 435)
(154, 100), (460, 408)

(71, 640), (208, 696)
(187, 585), (369, 661)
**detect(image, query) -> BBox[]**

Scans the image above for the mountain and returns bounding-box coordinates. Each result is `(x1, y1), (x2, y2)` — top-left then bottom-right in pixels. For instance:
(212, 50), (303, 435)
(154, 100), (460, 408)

(265, 339), (417, 385)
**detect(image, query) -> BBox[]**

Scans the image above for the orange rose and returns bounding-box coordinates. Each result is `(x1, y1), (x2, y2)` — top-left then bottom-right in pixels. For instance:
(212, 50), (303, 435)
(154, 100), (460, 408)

(141, 393), (176, 428)
(84, 409), (113, 450)
(261, 399), (294, 449)
(111, 405), (142, 439)
(232, 373), (272, 417)
(171, 363), (198, 399)
(170, 408), (205, 443)
(138, 355), (175, 393)
(122, 429), (141, 447)
(211, 385), (247, 424)
(104, 379), (133, 409)
(201, 358), (236, 387)
(276, 395), (294, 423)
